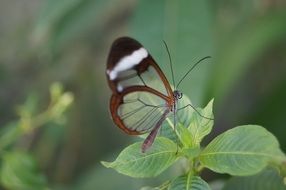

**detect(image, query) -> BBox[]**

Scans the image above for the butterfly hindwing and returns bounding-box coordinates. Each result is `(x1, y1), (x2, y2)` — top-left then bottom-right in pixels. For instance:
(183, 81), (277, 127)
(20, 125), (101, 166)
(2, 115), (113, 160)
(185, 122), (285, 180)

(110, 89), (169, 135)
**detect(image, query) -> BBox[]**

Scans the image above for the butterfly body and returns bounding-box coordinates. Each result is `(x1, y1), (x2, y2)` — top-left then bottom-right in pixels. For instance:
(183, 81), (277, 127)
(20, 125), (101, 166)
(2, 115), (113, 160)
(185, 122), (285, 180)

(106, 37), (181, 152)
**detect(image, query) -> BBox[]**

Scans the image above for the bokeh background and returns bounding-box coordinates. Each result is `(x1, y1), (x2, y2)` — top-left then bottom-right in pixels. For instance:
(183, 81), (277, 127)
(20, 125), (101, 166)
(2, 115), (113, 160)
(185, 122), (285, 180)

(0, 0), (286, 189)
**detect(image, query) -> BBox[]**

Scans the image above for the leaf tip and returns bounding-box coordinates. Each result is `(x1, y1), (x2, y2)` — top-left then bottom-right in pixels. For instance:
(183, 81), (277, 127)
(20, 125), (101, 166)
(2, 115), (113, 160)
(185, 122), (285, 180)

(100, 161), (112, 168)
(206, 98), (214, 107)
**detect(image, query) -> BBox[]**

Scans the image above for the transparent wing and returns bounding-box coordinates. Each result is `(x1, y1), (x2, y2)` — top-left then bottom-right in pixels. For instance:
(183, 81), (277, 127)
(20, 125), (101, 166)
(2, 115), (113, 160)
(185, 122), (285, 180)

(115, 64), (170, 96)
(110, 90), (170, 134)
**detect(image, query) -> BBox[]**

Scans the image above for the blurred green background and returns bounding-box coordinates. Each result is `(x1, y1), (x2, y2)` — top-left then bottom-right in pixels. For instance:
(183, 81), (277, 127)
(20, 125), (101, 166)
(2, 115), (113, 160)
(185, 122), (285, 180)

(0, 0), (286, 189)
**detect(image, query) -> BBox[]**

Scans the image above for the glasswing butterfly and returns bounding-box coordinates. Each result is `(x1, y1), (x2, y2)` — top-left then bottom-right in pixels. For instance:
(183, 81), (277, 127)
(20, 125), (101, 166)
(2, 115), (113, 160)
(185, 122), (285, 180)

(106, 37), (211, 153)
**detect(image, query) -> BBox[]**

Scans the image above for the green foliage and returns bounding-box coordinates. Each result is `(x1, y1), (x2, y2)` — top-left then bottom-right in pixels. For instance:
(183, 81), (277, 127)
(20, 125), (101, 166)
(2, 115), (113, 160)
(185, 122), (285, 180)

(222, 168), (286, 190)
(0, 83), (73, 189)
(199, 125), (285, 176)
(0, 151), (47, 190)
(0, 83), (73, 151)
(102, 98), (286, 189)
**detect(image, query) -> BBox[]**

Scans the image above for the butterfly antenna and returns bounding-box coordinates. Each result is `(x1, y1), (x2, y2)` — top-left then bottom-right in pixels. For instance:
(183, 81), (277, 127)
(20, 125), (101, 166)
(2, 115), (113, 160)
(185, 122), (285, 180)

(163, 40), (176, 90)
(176, 56), (211, 89)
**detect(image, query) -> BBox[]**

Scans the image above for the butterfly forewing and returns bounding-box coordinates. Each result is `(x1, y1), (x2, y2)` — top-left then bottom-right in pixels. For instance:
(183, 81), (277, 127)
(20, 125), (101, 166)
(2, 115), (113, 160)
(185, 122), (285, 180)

(106, 37), (173, 97)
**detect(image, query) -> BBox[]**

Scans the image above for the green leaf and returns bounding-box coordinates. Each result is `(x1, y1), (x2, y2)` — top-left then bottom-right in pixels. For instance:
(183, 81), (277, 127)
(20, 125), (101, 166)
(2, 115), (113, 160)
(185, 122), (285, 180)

(177, 94), (195, 128)
(177, 123), (193, 148)
(200, 125), (285, 176)
(101, 137), (178, 178)
(0, 151), (48, 190)
(222, 168), (286, 190)
(169, 175), (210, 190)
(159, 122), (179, 144)
(188, 99), (214, 146)
(182, 146), (201, 160)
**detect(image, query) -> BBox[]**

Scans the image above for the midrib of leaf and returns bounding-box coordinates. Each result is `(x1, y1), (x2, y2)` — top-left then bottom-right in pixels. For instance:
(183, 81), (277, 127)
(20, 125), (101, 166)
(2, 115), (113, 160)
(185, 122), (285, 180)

(189, 103), (213, 146)
(112, 150), (176, 167)
(186, 172), (191, 190)
(201, 151), (285, 161)
(192, 116), (200, 144)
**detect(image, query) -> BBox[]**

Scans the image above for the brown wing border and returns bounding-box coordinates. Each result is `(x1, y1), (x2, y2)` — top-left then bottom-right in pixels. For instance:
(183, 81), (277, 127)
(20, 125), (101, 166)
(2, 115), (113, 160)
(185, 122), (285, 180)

(110, 86), (172, 135)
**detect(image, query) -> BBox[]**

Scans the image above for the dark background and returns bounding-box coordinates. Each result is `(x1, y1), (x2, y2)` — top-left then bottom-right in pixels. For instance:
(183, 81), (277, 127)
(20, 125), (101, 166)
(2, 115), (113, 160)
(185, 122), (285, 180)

(0, 0), (285, 189)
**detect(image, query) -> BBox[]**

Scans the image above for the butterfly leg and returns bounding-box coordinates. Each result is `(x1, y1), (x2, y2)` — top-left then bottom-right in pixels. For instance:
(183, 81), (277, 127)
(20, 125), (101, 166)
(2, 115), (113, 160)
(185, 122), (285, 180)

(173, 110), (180, 155)
(178, 104), (214, 120)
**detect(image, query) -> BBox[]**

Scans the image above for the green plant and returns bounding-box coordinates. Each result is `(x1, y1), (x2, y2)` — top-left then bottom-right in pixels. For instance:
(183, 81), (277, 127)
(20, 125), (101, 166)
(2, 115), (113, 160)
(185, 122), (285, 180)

(102, 98), (286, 189)
(0, 83), (73, 190)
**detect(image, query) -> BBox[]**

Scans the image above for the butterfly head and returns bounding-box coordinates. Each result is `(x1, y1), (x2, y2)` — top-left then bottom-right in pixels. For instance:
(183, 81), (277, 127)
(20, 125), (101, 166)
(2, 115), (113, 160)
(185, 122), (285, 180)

(173, 90), (183, 100)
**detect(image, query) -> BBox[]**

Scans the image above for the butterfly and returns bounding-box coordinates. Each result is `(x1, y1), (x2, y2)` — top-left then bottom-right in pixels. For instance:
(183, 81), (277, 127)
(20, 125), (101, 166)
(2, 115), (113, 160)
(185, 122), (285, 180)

(106, 37), (210, 153)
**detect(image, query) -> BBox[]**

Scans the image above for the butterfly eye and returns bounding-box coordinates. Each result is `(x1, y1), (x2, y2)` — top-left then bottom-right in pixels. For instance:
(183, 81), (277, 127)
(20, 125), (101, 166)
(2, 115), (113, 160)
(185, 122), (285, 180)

(178, 92), (183, 99)
(177, 92), (183, 99)
(173, 90), (183, 100)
